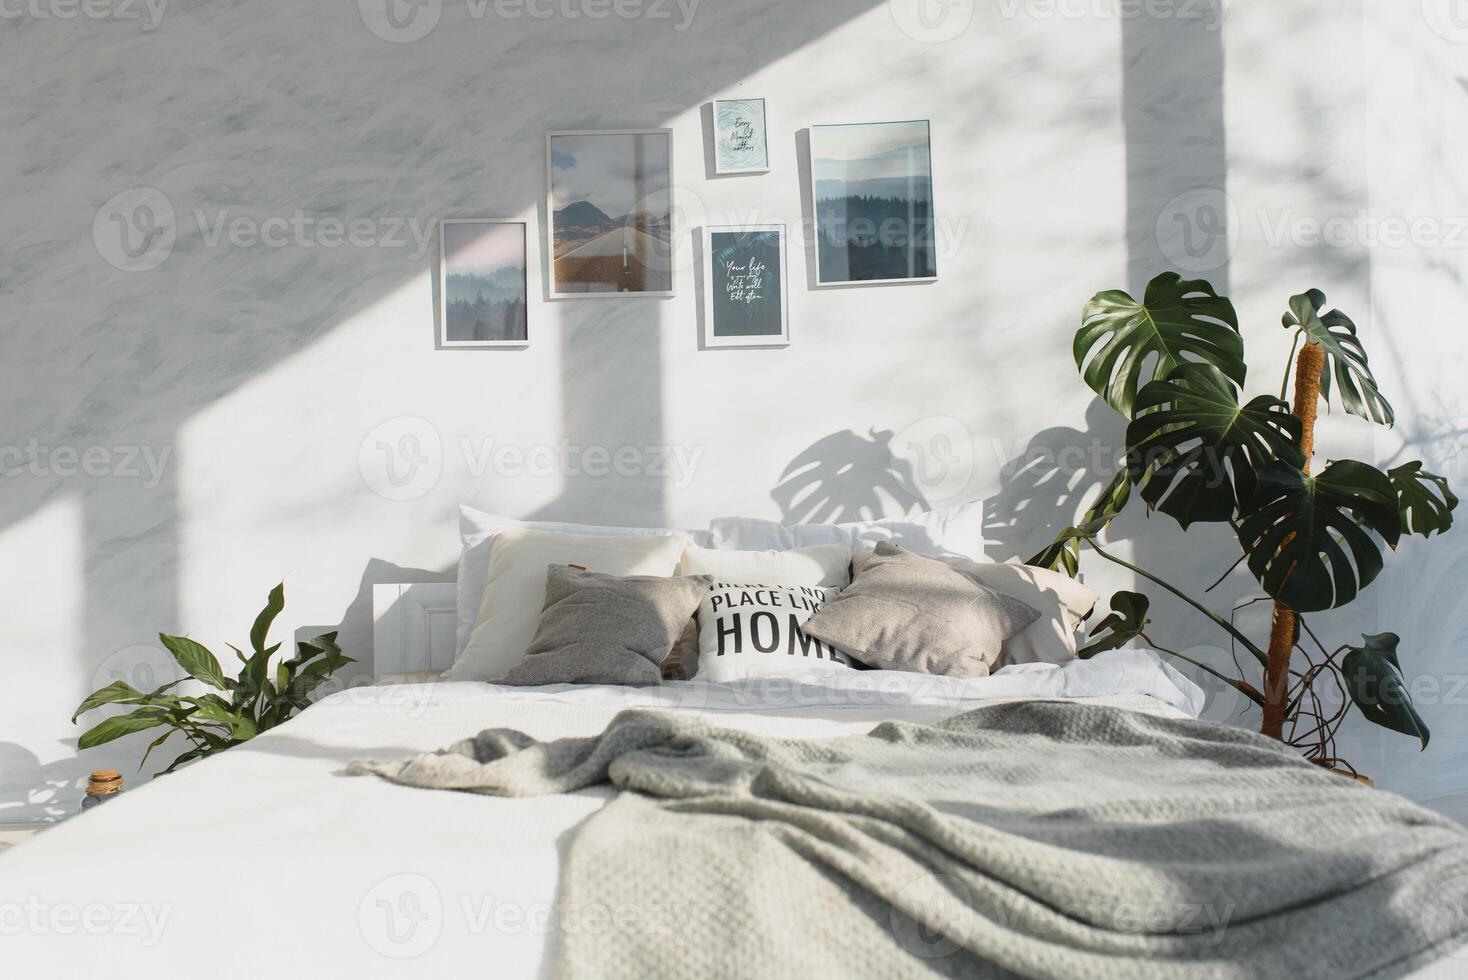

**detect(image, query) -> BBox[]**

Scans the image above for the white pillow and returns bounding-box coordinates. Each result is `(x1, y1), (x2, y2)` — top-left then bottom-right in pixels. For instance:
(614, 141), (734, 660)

(456, 506), (708, 656)
(693, 583), (853, 683)
(938, 555), (1100, 666)
(677, 543), (852, 589)
(448, 528), (687, 681)
(707, 501), (984, 560)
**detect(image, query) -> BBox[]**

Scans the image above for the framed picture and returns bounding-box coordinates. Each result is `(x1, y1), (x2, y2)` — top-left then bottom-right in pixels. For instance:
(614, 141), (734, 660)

(439, 220), (528, 348)
(703, 223), (789, 348)
(808, 120), (938, 286)
(545, 129), (675, 298)
(712, 98), (770, 175)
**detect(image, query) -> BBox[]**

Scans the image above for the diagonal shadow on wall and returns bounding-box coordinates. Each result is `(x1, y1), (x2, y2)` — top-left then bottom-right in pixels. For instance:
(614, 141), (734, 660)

(0, 0), (898, 820)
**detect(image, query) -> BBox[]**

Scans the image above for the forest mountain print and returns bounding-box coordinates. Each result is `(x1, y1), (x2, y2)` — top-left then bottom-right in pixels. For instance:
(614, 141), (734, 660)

(441, 221), (527, 345)
(811, 121), (937, 284)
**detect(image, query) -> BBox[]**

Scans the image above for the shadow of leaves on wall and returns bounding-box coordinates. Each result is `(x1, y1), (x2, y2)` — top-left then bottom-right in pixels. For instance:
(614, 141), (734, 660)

(0, 743), (80, 823)
(984, 400), (1127, 562)
(771, 429), (929, 524)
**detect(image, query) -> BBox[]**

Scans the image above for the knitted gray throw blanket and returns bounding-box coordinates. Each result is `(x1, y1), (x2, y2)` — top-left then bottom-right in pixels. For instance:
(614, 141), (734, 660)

(348, 701), (1468, 979)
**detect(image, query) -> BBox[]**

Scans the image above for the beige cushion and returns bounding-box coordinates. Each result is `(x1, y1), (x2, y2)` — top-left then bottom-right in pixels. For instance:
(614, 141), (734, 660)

(501, 567), (712, 687)
(803, 543), (1039, 678)
(676, 543), (852, 588)
(447, 529), (685, 681)
(938, 555), (1100, 666)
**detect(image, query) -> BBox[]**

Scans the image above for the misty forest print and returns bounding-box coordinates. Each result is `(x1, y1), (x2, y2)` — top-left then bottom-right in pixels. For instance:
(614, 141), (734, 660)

(441, 221), (527, 346)
(810, 120), (937, 284)
(548, 131), (674, 295)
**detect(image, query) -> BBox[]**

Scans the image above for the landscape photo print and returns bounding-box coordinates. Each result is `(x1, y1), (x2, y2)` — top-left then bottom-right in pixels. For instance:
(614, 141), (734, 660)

(439, 220), (528, 347)
(546, 130), (675, 297)
(809, 120), (937, 285)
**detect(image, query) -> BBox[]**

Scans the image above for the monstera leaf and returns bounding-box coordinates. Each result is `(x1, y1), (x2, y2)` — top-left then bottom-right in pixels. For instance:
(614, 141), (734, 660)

(1078, 591), (1151, 657)
(1237, 460), (1402, 612)
(1027, 471), (1133, 576)
(1126, 363), (1304, 528)
(1342, 633), (1429, 749)
(1388, 461), (1458, 538)
(1282, 290), (1395, 426)
(1075, 272), (1244, 419)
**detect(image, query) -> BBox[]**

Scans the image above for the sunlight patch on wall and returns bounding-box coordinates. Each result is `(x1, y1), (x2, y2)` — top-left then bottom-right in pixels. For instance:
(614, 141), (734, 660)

(0, 494), (82, 818)
(177, 247), (565, 652)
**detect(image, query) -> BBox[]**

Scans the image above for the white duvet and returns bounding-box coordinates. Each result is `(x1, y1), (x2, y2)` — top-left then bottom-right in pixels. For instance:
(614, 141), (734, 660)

(0, 651), (1457, 979)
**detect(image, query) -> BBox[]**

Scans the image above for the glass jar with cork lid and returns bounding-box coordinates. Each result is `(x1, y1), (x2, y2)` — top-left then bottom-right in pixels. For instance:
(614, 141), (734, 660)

(81, 770), (123, 812)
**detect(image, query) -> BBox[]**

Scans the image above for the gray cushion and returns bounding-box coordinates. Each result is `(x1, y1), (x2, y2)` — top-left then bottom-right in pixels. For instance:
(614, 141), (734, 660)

(801, 542), (1039, 677)
(661, 617), (701, 681)
(498, 566), (713, 686)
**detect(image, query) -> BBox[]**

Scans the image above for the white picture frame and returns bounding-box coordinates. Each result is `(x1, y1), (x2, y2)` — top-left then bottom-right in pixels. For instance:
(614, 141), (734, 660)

(807, 119), (939, 287)
(703, 223), (790, 349)
(712, 98), (770, 175)
(545, 129), (676, 299)
(438, 219), (529, 349)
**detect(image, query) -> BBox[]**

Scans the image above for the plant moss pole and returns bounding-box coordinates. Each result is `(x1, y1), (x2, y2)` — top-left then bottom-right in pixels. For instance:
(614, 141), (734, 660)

(1262, 341), (1326, 740)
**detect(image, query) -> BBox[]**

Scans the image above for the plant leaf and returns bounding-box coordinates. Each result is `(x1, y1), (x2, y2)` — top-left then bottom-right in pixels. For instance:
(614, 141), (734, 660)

(72, 680), (145, 722)
(156, 747), (206, 778)
(1282, 290), (1395, 426)
(189, 700), (258, 741)
(1237, 460), (1402, 612)
(1342, 633), (1429, 749)
(1026, 471), (1133, 576)
(159, 633), (229, 690)
(72, 677), (188, 722)
(251, 583), (286, 655)
(1075, 272), (1244, 419)
(137, 730), (177, 771)
(1078, 591), (1151, 657)
(1388, 461), (1458, 538)
(77, 708), (172, 750)
(1127, 363), (1304, 528)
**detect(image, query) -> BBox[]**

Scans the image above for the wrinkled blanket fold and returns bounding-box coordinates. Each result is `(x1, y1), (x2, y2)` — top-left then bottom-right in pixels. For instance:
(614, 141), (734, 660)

(348, 700), (1468, 979)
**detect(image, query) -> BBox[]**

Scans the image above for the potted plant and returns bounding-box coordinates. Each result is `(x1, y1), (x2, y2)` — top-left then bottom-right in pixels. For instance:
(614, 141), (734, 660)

(1033, 272), (1457, 773)
(73, 584), (354, 776)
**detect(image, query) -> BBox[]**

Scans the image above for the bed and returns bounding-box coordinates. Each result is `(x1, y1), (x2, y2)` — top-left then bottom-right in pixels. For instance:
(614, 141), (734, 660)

(2, 651), (1464, 978)
(8, 501), (1468, 977)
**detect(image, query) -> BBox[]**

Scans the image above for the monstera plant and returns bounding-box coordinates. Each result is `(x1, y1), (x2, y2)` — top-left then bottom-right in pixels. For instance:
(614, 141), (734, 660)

(1033, 272), (1457, 772)
(73, 584), (353, 776)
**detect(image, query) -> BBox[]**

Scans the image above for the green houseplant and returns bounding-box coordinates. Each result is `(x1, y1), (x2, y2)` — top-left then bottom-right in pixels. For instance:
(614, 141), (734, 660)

(1033, 272), (1457, 772)
(73, 583), (353, 776)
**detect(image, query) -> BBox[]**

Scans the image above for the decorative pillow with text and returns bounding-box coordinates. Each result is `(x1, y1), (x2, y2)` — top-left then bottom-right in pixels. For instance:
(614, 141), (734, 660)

(693, 583), (853, 683)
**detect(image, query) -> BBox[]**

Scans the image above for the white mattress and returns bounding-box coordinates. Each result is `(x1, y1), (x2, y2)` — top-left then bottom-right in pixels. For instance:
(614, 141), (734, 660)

(0, 651), (1459, 978)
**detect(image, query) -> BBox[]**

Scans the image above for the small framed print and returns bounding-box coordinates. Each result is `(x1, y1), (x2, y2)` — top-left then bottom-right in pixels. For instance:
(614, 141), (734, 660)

(546, 129), (675, 297)
(809, 119), (938, 285)
(439, 220), (529, 348)
(712, 98), (770, 175)
(704, 223), (789, 348)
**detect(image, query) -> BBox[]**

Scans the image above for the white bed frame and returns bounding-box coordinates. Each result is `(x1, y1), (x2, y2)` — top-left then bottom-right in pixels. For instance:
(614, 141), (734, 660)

(371, 582), (457, 680)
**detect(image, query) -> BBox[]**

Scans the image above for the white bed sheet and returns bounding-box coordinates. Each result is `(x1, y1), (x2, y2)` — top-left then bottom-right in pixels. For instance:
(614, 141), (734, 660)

(0, 651), (1458, 979)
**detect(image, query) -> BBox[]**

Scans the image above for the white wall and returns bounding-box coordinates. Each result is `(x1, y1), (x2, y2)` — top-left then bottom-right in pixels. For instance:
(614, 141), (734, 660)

(2, 0), (1463, 821)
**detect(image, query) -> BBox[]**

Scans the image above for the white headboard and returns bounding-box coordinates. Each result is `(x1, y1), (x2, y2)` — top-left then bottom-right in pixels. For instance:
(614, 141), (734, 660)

(372, 582), (457, 680)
